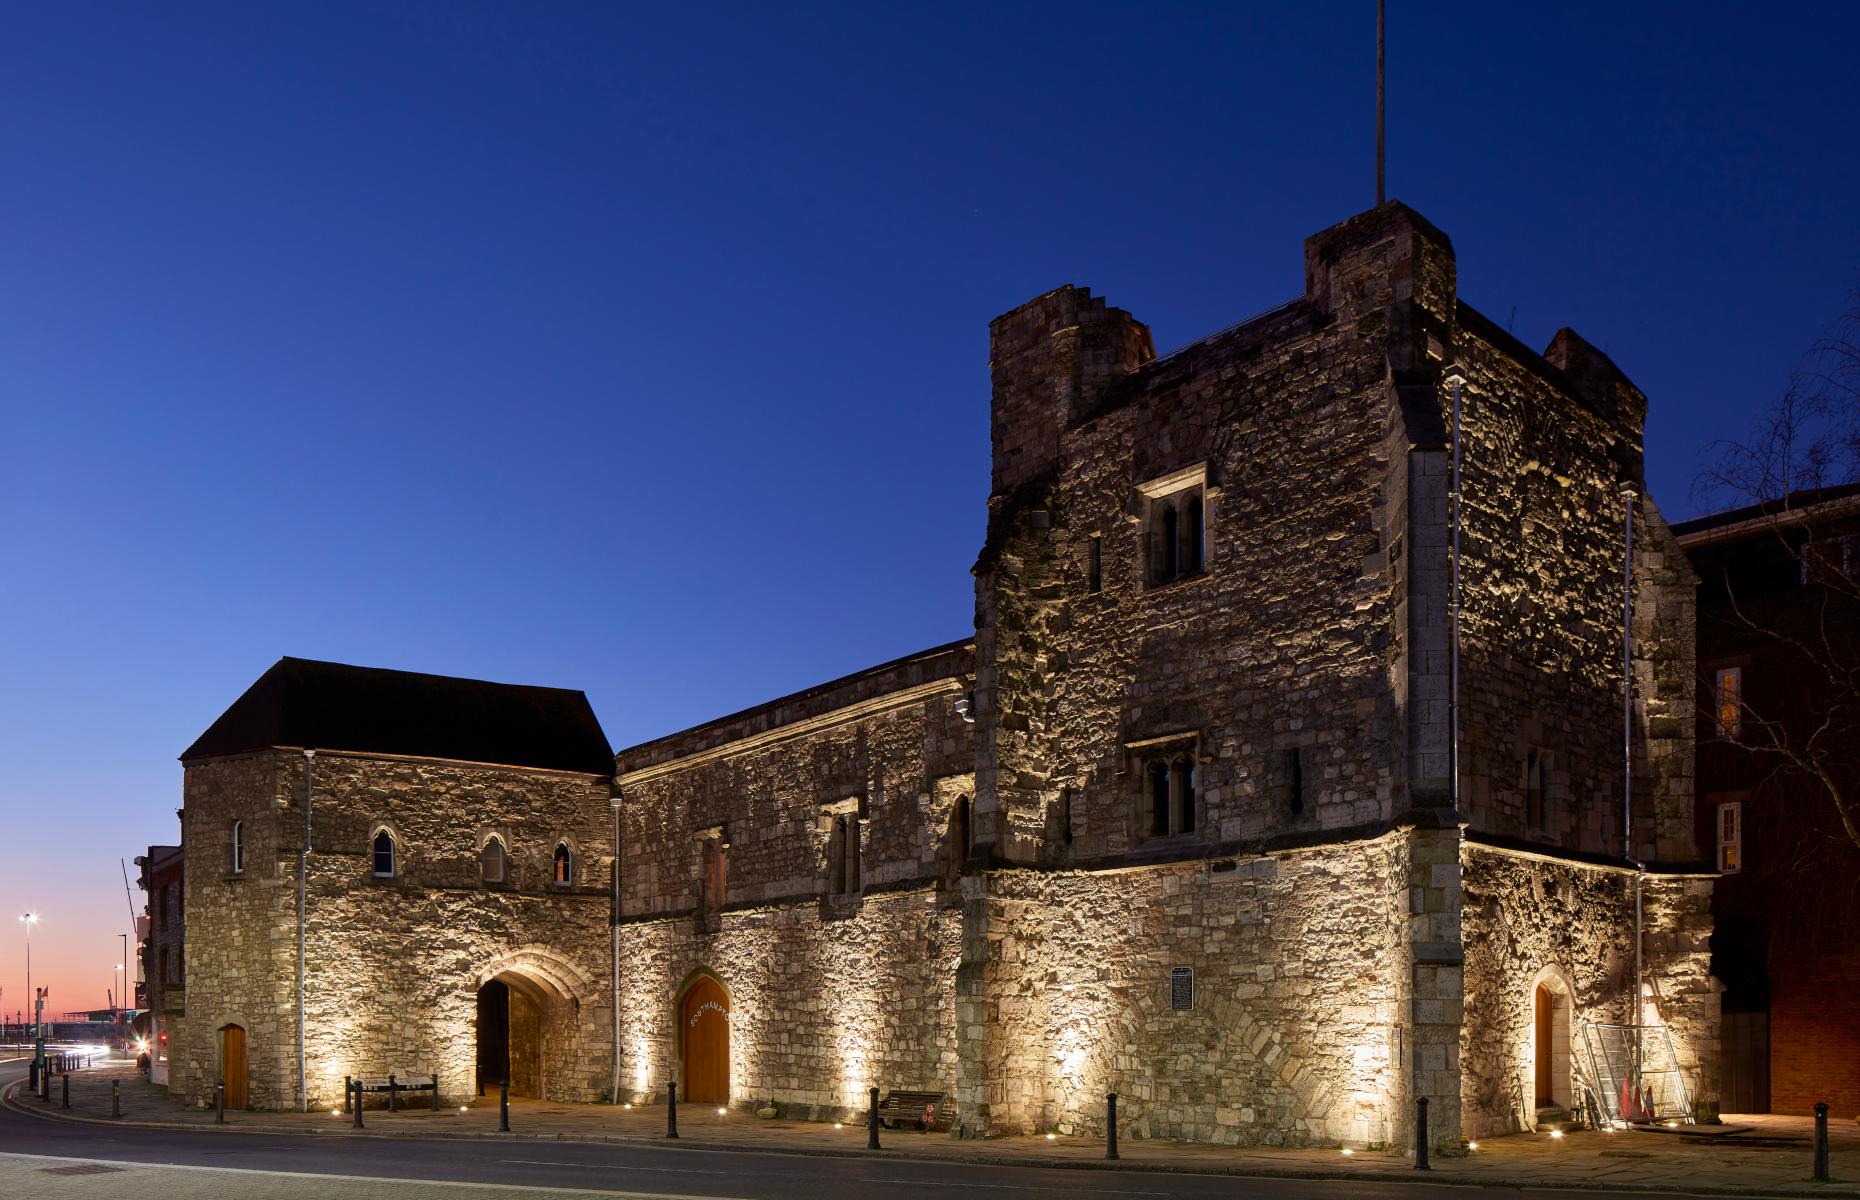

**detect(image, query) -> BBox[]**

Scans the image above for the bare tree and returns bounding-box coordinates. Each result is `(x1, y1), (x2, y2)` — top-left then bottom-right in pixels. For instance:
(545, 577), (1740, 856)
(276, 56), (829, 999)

(1696, 287), (1860, 859)
(1698, 289), (1860, 502)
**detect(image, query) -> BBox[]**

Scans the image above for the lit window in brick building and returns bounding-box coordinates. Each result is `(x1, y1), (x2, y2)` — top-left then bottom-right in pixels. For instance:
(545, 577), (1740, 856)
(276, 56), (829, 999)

(1717, 801), (1742, 873)
(1715, 667), (1742, 738)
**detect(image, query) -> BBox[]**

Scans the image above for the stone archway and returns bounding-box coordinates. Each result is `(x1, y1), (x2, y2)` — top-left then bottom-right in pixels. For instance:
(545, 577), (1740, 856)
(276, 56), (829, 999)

(473, 949), (591, 1102)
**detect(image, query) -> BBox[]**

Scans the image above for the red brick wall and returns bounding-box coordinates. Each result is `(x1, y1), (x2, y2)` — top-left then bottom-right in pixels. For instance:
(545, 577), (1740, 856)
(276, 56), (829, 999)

(1769, 937), (1860, 1116)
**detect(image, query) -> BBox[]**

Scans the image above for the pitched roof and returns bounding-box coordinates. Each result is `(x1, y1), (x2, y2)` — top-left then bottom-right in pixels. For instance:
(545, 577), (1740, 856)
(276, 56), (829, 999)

(182, 657), (612, 775)
(1671, 482), (1860, 543)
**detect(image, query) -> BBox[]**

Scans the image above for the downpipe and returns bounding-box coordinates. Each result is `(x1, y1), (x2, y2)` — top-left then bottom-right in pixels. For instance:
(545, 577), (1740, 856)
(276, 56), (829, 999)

(610, 783), (623, 1105)
(299, 748), (314, 1113)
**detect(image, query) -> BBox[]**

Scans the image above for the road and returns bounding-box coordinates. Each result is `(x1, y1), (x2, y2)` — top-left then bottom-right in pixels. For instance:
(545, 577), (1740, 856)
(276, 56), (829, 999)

(0, 1085), (1743, 1200)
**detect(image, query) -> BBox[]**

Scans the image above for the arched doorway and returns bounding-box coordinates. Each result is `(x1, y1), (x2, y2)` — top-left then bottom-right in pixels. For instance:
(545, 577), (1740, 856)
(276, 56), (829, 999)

(680, 976), (730, 1104)
(477, 977), (545, 1099)
(219, 1024), (248, 1110)
(1532, 976), (1572, 1117)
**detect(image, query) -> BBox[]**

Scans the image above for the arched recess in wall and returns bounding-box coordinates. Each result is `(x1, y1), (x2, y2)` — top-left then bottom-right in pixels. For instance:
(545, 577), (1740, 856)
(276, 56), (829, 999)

(672, 967), (732, 1106)
(1524, 962), (1577, 1121)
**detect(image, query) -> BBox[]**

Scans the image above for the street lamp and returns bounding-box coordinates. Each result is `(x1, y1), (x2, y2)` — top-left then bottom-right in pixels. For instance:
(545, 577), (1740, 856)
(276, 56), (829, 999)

(19, 914), (36, 1060)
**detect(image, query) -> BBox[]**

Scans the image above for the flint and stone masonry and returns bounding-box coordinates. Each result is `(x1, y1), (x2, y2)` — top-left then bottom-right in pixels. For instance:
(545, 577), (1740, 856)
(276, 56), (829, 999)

(172, 201), (1715, 1151)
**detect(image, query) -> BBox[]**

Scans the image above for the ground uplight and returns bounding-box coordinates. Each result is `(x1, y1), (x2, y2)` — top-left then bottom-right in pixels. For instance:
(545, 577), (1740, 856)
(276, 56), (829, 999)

(1549, 1129), (1565, 1140)
(1340, 1148), (1354, 1156)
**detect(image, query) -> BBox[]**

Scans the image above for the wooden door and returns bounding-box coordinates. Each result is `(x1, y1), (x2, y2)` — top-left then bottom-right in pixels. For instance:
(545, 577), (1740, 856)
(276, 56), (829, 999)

(1533, 987), (1553, 1106)
(220, 1025), (248, 1110)
(681, 977), (729, 1104)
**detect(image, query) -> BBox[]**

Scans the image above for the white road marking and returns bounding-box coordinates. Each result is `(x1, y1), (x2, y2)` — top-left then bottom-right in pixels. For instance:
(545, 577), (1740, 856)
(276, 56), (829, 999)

(0, 1151), (752, 1199)
(501, 1158), (728, 1176)
(869, 1179), (1169, 1195)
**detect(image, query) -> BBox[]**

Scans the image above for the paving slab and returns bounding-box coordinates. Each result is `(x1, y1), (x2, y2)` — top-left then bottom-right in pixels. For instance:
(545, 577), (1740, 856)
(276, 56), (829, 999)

(6, 1062), (1857, 1197)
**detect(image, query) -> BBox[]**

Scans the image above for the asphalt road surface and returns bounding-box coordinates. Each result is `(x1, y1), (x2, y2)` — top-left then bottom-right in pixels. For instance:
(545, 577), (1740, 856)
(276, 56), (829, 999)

(0, 1089), (1740, 1200)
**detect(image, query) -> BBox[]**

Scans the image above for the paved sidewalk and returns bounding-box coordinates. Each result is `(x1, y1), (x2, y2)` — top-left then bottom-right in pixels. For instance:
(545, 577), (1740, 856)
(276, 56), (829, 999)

(6, 1063), (1857, 1196)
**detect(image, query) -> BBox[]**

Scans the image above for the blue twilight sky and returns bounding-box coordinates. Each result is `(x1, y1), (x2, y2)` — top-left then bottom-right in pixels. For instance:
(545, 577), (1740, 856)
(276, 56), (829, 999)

(3, 1), (1858, 1012)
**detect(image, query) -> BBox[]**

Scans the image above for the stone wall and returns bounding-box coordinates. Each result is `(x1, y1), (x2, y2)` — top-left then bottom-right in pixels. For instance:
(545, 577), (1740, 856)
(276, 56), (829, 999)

(1453, 318), (1698, 862)
(978, 278), (1404, 868)
(614, 647), (974, 1114)
(176, 748), (614, 1110)
(173, 753), (297, 1110)
(959, 835), (1408, 1147)
(1460, 843), (1717, 1138)
(617, 891), (960, 1116)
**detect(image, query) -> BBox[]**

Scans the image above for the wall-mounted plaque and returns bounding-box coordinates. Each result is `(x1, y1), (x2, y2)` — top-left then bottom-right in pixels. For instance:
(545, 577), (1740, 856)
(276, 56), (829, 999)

(1170, 966), (1194, 1011)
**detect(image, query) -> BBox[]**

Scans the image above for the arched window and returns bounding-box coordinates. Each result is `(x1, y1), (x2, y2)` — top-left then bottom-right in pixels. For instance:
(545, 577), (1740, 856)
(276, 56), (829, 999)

(1148, 760), (1171, 837)
(553, 842), (572, 885)
(229, 820), (245, 875)
(372, 830), (396, 877)
(481, 836), (506, 884)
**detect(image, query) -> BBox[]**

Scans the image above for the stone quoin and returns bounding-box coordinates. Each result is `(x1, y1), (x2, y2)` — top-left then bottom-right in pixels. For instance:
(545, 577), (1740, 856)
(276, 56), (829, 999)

(166, 201), (1716, 1151)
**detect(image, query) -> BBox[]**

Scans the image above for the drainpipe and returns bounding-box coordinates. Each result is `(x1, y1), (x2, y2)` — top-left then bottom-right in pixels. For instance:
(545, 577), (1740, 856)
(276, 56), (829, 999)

(1621, 487), (1646, 1103)
(1445, 363), (1467, 814)
(298, 748), (314, 1113)
(610, 782), (623, 1104)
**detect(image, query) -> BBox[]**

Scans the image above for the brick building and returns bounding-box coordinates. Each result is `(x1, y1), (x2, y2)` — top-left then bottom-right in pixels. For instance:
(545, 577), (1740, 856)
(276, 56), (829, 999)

(1674, 485), (1860, 1116)
(169, 201), (1717, 1150)
(135, 843), (185, 1084)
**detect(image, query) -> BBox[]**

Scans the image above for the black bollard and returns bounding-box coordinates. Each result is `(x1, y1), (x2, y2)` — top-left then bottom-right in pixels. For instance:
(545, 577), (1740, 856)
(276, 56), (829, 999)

(1105, 1092), (1119, 1160)
(867, 1086), (881, 1150)
(61, 1074), (69, 1109)
(27, 1061), (37, 1093)
(1814, 1102), (1831, 1183)
(1414, 1096), (1429, 1170)
(666, 1080), (678, 1138)
(499, 1079), (510, 1132)
(389, 1073), (399, 1113)
(432, 1074), (441, 1112)
(353, 1080), (364, 1128)
(344, 1075), (352, 1115)
(111, 1079), (120, 1119)
(216, 1081), (226, 1123)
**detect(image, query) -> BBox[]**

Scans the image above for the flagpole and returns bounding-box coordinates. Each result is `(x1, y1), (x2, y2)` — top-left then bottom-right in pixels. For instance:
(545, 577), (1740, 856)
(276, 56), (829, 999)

(1376, 0), (1386, 205)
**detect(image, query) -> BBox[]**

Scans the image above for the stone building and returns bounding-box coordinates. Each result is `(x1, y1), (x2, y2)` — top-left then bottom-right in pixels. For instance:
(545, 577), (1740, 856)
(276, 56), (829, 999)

(170, 201), (1717, 1150)
(170, 657), (615, 1111)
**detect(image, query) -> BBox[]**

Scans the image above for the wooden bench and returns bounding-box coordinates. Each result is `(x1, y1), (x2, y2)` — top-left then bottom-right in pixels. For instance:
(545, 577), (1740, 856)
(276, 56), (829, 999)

(876, 1089), (948, 1131)
(344, 1073), (440, 1112)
